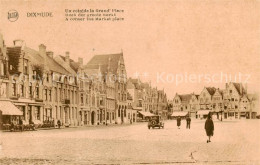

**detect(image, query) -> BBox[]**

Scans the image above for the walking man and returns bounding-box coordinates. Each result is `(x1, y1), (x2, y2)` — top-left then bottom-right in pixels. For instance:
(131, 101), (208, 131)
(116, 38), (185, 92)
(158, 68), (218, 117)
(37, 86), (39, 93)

(177, 116), (181, 129)
(205, 113), (214, 143)
(186, 116), (191, 129)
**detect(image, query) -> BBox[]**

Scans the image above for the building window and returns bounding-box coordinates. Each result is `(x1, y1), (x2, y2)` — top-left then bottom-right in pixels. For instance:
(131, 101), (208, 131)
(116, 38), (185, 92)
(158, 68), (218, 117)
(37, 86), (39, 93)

(20, 84), (24, 97)
(92, 95), (95, 106)
(59, 88), (62, 101)
(75, 91), (78, 104)
(44, 89), (48, 101)
(86, 95), (89, 105)
(80, 81), (83, 89)
(54, 88), (57, 102)
(24, 60), (28, 74)
(100, 97), (103, 106)
(230, 90), (232, 94)
(55, 106), (58, 119)
(35, 106), (40, 120)
(81, 93), (84, 104)
(72, 91), (74, 104)
(0, 62), (4, 76)
(35, 86), (39, 98)
(46, 74), (49, 82)
(72, 107), (74, 119)
(29, 83), (32, 96)
(107, 112), (109, 120)
(21, 106), (25, 119)
(49, 90), (52, 101)
(97, 96), (99, 107)
(118, 109), (120, 117)
(12, 82), (16, 96)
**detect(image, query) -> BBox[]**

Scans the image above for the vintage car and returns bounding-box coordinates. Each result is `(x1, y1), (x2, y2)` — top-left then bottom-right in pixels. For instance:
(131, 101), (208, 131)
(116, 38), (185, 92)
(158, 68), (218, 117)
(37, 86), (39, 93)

(148, 115), (164, 129)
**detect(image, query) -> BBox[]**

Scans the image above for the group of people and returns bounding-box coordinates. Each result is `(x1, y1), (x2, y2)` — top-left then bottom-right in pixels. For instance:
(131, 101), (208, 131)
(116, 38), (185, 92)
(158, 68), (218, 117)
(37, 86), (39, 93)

(176, 113), (214, 143)
(176, 116), (191, 129)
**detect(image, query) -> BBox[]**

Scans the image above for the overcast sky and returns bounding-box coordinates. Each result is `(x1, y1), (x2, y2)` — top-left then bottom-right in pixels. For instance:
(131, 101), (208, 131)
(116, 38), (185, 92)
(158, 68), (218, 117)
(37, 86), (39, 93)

(0, 0), (259, 99)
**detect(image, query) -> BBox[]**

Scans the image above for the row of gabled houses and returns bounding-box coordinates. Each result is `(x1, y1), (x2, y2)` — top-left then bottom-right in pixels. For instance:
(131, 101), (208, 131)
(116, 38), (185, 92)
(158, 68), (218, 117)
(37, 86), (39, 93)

(127, 78), (168, 120)
(0, 33), (168, 129)
(0, 33), (132, 127)
(170, 82), (259, 119)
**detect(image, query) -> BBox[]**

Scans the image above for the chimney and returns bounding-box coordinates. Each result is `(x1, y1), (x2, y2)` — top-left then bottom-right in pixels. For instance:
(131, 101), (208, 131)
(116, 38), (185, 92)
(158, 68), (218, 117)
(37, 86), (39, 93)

(46, 51), (54, 58)
(13, 40), (25, 47)
(225, 83), (228, 89)
(245, 83), (247, 94)
(39, 44), (46, 56)
(78, 57), (83, 66)
(65, 51), (70, 64)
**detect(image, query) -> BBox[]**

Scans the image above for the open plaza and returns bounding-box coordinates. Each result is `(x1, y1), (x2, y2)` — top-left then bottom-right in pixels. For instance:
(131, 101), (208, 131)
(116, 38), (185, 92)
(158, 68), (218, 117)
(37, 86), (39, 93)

(1, 119), (259, 164)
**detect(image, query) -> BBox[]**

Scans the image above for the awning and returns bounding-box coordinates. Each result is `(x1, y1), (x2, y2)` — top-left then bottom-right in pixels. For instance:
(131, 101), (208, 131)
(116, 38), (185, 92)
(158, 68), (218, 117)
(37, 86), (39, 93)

(197, 110), (210, 115)
(138, 111), (155, 117)
(0, 101), (23, 115)
(171, 111), (188, 117)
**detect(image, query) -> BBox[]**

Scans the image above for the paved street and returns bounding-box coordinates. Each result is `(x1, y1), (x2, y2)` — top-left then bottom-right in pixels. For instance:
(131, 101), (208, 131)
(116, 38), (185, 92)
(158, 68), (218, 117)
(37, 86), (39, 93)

(0, 119), (260, 165)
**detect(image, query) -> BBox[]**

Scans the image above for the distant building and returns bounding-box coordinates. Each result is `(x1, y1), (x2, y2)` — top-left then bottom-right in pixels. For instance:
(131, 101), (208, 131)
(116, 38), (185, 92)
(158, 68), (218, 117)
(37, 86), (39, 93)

(171, 82), (258, 119)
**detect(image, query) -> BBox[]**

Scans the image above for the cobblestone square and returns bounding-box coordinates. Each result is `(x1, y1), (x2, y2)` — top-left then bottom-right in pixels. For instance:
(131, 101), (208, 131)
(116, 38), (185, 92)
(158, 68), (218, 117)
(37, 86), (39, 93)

(1, 119), (259, 164)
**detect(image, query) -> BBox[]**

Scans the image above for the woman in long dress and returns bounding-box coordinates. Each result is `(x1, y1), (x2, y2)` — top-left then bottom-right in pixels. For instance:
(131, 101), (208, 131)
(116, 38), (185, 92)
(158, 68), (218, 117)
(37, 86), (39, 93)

(205, 113), (214, 143)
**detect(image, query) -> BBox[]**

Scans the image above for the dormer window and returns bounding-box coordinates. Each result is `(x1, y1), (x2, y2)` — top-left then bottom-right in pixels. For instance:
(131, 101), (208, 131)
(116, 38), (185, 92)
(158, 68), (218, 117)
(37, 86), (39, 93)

(230, 90), (232, 94)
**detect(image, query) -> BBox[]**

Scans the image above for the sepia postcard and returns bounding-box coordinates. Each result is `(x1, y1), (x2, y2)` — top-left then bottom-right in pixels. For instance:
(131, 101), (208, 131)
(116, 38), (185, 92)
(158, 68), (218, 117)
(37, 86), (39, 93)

(0, 0), (259, 164)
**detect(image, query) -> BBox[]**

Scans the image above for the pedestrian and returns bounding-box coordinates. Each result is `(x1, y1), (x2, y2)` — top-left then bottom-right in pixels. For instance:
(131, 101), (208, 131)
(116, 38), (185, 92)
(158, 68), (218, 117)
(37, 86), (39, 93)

(186, 116), (191, 129)
(177, 116), (181, 129)
(57, 120), (61, 129)
(10, 120), (14, 132)
(19, 118), (23, 132)
(205, 113), (214, 143)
